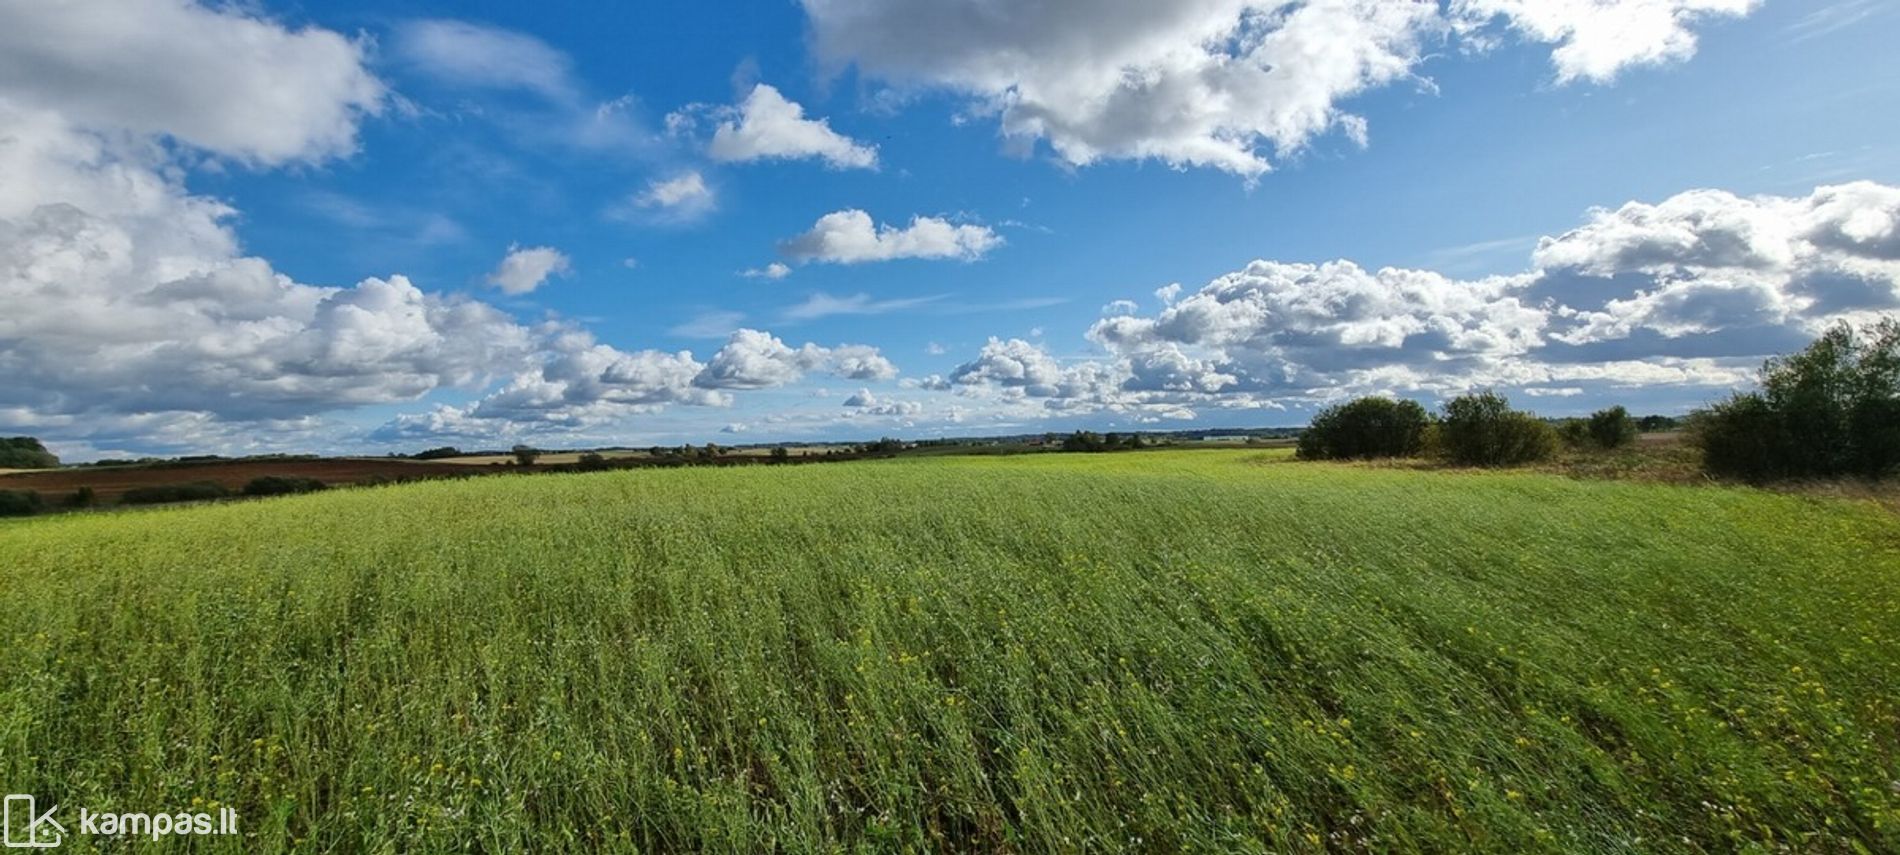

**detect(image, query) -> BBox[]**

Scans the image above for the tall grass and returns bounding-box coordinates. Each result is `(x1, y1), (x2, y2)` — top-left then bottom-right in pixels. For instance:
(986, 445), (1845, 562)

(1, 450), (1895, 851)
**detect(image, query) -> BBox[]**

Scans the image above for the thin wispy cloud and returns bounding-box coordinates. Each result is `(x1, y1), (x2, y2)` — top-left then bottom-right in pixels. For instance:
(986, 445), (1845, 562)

(1786, 0), (1888, 42)
(781, 292), (945, 322)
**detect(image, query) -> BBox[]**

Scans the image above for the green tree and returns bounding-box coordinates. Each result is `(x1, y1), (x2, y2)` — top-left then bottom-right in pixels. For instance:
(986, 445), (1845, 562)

(1438, 391), (1558, 466)
(1297, 397), (1431, 460)
(512, 445), (542, 466)
(1586, 405), (1638, 449)
(0, 437), (59, 469)
(1693, 318), (1900, 480)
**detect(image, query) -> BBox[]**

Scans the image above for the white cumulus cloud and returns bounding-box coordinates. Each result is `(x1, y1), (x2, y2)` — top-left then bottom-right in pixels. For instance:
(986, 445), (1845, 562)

(801, 0), (1758, 177)
(1455, 0), (1759, 84)
(631, 171), (717, 221)
(486, 244), (572, 295)
(677, 83), (878, 169)
(741, 262), (793, 280)
(0, 0), (385, 165)
(780, 209), (1002, 264)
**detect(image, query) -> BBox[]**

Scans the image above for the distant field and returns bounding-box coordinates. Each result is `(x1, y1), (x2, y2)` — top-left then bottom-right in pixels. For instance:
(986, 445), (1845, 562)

(0, 457), (474, 503)
(1, 450), (1895, 851)
(428, 447), (846, 466)
(427, 450), (654, 466)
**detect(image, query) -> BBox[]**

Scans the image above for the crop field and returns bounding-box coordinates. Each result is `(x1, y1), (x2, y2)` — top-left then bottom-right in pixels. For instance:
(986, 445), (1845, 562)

(1, 450), (1896, 852)
(0, 458), (479, 504)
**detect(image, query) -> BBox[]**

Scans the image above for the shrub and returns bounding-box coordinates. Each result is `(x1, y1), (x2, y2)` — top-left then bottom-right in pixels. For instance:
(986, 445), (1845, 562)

(120, 481), (232, 505)
(1062, 431), (1107, 452)
(1587, 406), (1638, 449)
(512, 445), (542, 466)
(1637, 415), (1680, 433)
(1693, 318), (1900, 481)
(1438, 391), (1559, 466)
(1297, 397), (1431, 460)
(575, 452), (610, 471)
(242, 476), (328, 497)
(65, 487), (96, 508)
(0, 489), (44, 517)
(0, 437), (59, 469)
(1556, 419), (1591, 448)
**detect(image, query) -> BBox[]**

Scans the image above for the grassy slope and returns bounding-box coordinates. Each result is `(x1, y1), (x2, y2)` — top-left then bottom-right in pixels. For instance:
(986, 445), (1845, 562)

(1, 450), (1895, 852)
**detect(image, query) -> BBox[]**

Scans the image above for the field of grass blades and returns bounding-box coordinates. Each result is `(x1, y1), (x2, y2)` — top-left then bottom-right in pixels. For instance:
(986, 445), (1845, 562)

(1, 450), (1896, 852)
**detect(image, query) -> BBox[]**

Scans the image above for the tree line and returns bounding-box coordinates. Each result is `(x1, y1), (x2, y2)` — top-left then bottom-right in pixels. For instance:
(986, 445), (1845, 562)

(1295, 318), (1900, 481)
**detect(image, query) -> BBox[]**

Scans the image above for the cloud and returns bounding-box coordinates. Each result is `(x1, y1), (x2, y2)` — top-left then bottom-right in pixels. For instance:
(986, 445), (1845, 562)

(395, 19), (577, 101)
(692, 329), (898, 390)
(0, 0), (385, 165)
(1455, 0), (1760, 84)
(373, 331), (726, 441)
(629, 171), (717, 221)
(801, 0), (1757, 177)
(373, 326), (900, 442)
(0, 157), (536, 426)
(950, 337), (1070, 396)
(944, 182), (1900, 420)
(0, 14), (539, 450)
(0, 4), (899, 454)
(669, 310), (747, 339)
(1786, 0), (1888, 43)
(486, 244), (571, 295)
(741, 262), (793, 280)
(859, 399), (924, 417)
(1102, 299), (1140, 316)
(1536, 181), (1900, 350)
(802, 0), (1440, 178)
(780, 209), (1002, 264)
(392, 18), (651, 154)
(781, 292), (943, 321)
(673, 83), (878, 169)
(843, 388), (877, 407)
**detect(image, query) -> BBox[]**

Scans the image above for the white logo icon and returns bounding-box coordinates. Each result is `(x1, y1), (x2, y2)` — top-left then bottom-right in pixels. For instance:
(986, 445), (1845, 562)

(3, 795), (64, 849)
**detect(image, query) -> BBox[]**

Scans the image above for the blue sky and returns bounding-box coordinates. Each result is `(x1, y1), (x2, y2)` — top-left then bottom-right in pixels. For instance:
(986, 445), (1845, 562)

(4, 0), (1900, 458)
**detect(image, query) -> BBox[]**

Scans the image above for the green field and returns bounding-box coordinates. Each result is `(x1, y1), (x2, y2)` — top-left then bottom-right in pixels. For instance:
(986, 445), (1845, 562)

(2, 450), (1896, 852)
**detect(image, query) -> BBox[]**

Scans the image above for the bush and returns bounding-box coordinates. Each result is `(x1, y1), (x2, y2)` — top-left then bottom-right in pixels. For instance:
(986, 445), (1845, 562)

(0, 489), (45, 517)
(65, 486), (96, 508)
(1587, 406), (1638, 449)
(512, 445), (542, 466)
(1062, 431), (1107, 452)
(412, 446), (464, 460)
(120, 481), (232, 505)
(242, 476), (328, 497)
(1438, 391), (1559, 466)
(1556, 419), (1590, 448)
(575, 452), (610, 471)
(1297, 397), (1430, 460)
(0, 437), (59, 469)
(1693, 318), (1900, 481)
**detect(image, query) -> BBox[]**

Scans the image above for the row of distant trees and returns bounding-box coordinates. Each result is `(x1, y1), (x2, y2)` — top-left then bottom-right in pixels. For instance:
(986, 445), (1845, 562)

(1296, 319), (1900, 482)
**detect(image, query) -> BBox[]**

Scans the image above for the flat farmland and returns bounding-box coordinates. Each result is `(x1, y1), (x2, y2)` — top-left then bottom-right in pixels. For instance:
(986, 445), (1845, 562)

(1, 450), (1896, 851)
(0, 458), (475, 503)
